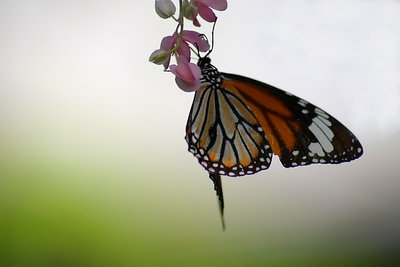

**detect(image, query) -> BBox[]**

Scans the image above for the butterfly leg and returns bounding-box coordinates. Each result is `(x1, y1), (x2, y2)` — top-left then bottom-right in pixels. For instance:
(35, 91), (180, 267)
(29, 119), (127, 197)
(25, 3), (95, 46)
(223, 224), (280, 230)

(209, 172), (225, 230)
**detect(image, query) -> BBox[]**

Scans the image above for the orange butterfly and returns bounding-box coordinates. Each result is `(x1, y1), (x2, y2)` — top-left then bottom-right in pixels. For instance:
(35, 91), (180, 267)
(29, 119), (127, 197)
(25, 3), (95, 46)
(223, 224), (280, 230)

(185, 57), (363, 226)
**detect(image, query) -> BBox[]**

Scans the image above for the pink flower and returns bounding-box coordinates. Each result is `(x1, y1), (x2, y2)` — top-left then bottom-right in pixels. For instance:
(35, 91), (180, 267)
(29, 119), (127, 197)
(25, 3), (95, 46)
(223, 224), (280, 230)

(184, 0), (227, 26)
(170, 57), (202, 92)
(159, 30), (210, 69)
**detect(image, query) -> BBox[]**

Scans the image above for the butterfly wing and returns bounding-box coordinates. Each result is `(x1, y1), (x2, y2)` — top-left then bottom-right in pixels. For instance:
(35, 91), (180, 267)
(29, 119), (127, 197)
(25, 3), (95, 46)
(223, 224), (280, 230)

(185, 82), (274, 177)
(220, 72), (363, 168)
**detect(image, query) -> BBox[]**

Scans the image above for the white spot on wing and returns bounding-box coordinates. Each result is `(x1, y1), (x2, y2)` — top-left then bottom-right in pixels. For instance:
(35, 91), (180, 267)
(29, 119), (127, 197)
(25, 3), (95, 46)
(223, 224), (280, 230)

(308, 122), (334, 153)
(285, 91), (293, 96)
(316, 115), (332, 127)
(298, 99), (308, 107)
(298, 102), (307, 107)
(313, 117), (334, 141)
(315, 108), (329, 119)
(308, 142), (325, 157)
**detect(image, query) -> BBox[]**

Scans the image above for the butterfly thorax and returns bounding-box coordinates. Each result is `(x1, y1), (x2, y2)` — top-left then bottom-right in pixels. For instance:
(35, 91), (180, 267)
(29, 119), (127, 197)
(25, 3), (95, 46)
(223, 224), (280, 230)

(198, 57), (223, 88)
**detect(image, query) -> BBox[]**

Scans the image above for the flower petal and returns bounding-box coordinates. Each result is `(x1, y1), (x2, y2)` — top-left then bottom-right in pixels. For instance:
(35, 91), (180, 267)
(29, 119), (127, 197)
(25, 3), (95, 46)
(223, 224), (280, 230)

(177, 41), (191, 60)
(160, 35), (176, 68)
(182, 30), (210, 52)
(175, 76), (201, 92)
(197, 4), (217, 22)
(170, 57), (202, 91)
(193, 17), (201, 27)
(187, 61), (202, 79)
(170, 58), (195, 81)
(198, 0), (227, 11)
(160, 35), (176, 51)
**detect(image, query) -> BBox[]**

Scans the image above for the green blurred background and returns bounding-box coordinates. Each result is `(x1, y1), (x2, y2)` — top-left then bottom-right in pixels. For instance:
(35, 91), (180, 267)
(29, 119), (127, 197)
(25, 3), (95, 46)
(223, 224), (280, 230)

(1, 1), (400, 266)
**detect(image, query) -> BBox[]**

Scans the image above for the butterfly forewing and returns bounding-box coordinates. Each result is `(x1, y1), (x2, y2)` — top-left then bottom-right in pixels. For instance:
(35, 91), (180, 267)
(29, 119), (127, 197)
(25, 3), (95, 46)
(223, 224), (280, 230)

(221, 73), (363, 168)
(186, 59), (362, 178)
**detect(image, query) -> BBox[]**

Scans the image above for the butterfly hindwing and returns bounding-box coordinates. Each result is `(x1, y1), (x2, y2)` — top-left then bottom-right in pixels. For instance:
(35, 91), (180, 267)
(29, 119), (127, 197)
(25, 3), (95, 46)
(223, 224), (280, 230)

(185, 82), (273, 177)
(221, 73), (363, 168)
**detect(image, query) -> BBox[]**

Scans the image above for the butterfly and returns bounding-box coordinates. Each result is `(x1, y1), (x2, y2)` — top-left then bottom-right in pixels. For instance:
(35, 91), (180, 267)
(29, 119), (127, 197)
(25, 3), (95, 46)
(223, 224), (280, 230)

(185, 56), (363, 227)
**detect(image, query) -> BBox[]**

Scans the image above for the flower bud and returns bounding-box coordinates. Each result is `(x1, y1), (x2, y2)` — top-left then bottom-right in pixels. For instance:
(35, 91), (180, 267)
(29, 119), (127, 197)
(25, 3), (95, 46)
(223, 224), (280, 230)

(149, 49), (171, 65)
(182, 0), (200, 26)
(155, 0), (176, 19)
(182, 0), (197, 19)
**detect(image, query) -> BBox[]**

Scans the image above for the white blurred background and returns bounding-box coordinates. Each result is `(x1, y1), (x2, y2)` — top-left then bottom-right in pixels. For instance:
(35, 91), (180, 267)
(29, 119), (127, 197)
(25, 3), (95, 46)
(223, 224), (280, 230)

(1, 0), (399, 265)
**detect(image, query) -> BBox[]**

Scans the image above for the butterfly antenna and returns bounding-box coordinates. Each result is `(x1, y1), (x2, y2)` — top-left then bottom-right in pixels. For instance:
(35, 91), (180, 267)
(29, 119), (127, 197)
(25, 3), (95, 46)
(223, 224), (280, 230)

(204, 19), (217, 58)
(209, 172), (225, 230)
(193, 41), (201, 58)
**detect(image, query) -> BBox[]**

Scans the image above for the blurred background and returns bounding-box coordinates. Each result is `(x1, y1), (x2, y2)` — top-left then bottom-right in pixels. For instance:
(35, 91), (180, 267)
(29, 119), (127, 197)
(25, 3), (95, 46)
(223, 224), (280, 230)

(1, 0), (399, 266)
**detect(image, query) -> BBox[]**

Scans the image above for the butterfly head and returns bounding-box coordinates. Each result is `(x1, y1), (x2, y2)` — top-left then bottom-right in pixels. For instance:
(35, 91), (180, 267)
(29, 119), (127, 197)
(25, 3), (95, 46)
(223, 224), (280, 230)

(197, 56), (212, 69)
(197, 56), (221, 86)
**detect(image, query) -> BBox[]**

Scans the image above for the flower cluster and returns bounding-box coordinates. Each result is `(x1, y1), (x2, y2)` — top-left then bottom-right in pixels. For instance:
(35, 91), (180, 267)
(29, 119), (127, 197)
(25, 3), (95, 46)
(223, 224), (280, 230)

(149, 0), (227, 92)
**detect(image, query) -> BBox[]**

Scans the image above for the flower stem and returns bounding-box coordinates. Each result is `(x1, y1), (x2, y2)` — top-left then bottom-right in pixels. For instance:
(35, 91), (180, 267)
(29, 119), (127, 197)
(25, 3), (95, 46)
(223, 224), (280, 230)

(176, 0), (184, 48)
